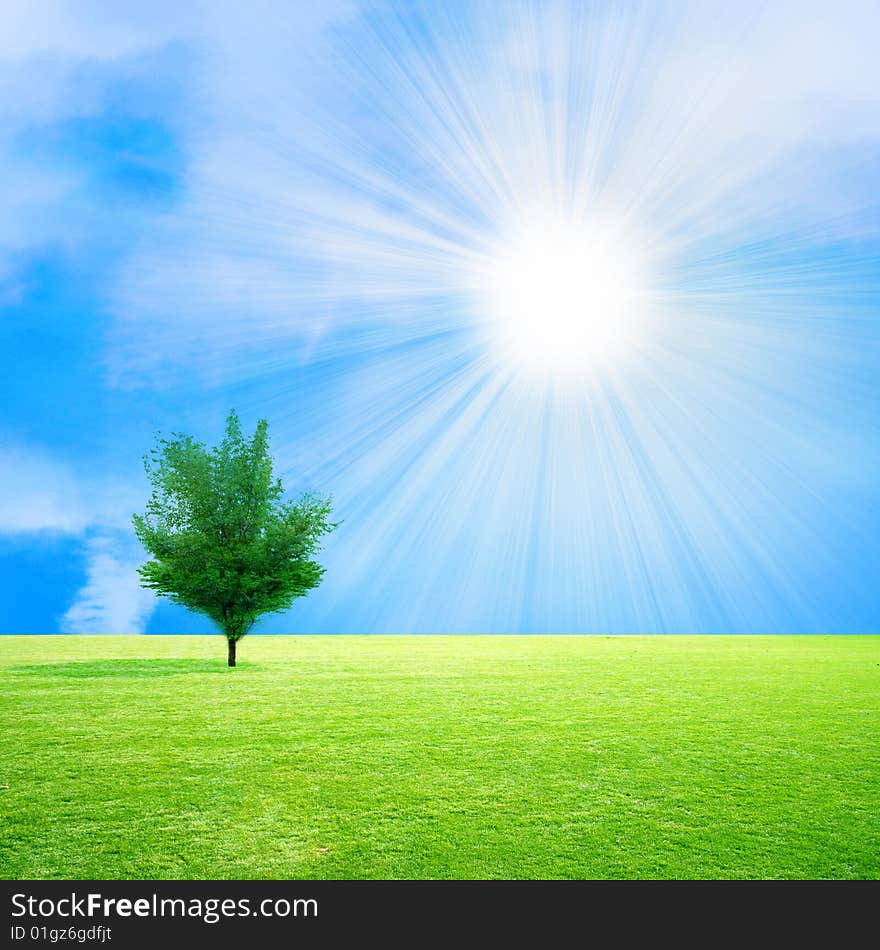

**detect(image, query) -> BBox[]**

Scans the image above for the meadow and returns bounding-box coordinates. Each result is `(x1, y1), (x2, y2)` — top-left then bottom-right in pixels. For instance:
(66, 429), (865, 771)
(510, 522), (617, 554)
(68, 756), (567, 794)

(1, 635), (877, 879)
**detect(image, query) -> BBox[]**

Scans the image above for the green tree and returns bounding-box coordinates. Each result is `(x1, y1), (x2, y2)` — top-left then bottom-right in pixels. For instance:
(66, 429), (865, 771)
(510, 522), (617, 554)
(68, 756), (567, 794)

(133, 411), (336, 666)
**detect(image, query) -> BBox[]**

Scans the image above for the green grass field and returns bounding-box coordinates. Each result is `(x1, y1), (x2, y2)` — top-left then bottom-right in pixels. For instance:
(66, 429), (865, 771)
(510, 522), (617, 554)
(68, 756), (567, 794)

(1, 635), (878, 879)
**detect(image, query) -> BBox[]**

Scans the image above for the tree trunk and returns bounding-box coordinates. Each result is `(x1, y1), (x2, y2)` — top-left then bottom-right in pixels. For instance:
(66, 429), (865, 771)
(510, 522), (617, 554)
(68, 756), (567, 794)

(227, 637), (236, 668)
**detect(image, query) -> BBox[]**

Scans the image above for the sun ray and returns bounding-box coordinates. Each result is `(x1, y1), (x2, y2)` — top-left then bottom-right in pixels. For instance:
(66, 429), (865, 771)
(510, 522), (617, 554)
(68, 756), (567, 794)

(110, 0), (880, 632)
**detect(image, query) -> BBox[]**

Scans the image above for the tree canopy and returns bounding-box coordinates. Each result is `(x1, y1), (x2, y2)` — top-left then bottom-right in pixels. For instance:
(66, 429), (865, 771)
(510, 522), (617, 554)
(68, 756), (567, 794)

(133, 411), (336, 664)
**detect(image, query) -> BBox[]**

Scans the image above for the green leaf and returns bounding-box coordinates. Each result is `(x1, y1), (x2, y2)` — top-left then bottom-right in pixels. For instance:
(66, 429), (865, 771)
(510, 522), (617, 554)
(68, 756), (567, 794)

(133, 411), (337, 642)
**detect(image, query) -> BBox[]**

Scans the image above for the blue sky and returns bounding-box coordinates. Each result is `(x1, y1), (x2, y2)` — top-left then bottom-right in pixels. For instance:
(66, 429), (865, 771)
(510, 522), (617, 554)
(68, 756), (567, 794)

(1, 0), (878, 634)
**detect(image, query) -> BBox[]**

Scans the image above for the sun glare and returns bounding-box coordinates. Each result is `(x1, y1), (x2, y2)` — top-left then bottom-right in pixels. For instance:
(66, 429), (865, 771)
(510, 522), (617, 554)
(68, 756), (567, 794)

(478, 218), (648, 378)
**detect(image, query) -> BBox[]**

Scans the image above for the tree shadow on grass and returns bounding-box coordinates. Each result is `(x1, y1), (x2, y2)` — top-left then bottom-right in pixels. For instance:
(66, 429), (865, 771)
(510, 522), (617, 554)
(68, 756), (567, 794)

(7, 659), (263, 678)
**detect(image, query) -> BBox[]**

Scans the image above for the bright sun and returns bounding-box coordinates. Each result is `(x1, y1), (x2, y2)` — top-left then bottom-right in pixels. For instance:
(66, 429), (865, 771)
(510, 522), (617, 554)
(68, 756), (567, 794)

(479, 218), (648, 378)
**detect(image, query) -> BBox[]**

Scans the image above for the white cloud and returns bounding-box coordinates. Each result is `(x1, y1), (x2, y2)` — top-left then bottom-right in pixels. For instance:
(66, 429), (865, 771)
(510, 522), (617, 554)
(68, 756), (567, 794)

(0, 442), (154, 633)
(0, 445), (91, 533)
(0, 443), (141, 533)
(0, 0), (197, 298)
(59, 533), (155, 635)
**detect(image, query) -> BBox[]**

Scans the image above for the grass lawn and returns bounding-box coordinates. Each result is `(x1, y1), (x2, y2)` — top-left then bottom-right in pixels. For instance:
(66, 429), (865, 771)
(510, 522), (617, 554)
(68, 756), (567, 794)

(1, 635), (878, 879)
